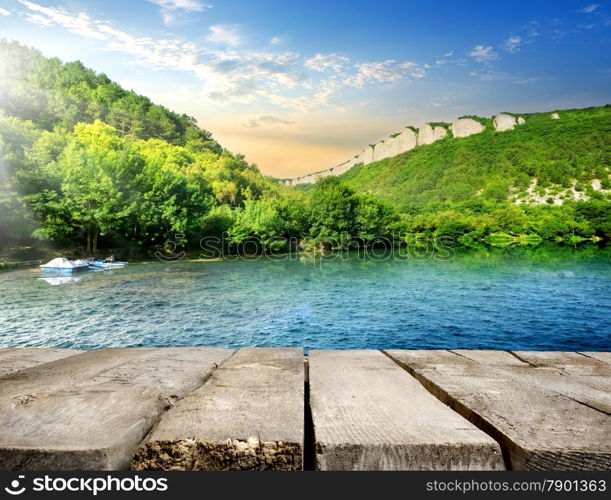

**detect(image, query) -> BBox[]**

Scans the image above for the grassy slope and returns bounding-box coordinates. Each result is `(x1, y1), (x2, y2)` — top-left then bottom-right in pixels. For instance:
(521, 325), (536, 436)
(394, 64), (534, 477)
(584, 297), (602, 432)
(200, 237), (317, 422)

(336, 106), (611, 212)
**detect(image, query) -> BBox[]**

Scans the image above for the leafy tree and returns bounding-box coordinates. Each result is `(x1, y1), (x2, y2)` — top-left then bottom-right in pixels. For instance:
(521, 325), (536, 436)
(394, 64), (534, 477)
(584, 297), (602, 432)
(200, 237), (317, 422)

(308, 177), (358, 244)
(51, 122), (141, 252)
(229, 199), (288, 251)
(354, 193), (398, 241)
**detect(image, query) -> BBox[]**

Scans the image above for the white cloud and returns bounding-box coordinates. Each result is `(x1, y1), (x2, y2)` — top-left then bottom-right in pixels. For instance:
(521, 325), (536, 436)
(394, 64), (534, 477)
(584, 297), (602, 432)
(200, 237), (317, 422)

(0, 7), (10, 16)
(147, 0), (212, 25)
(24, 13), (53, 26)
(469, 70), (525, 82)
(581, 4), (599, 13)
(429, 91), (455, 108)
(149, 0), (209, 9)
(346, 60), (426, 87)
(305, 53), (349, 73)
(502, 36), (522, 53)
(469, 45), (498, 63)
(206, 24), (242, 46)
(515, 77), (538, 84)
(241, 115), (294, 128)
(16, 1), (432, 112)
(522, 20), (540, 39)
(17, 1), (108, 39)
(434, 51), (456, 66)
(269, 36), (281, 45)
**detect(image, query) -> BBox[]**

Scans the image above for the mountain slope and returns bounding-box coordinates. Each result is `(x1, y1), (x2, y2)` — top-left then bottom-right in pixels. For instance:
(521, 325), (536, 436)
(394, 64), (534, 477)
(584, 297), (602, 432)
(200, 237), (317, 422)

(0, 41), (289, 254)
(0, 40), (223, 152)
(337, 106), (610, 212)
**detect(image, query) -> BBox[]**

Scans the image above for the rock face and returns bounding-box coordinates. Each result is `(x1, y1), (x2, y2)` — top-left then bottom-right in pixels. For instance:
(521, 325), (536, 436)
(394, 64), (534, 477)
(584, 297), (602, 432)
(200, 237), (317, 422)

(290, 173), (317, 185)
(417, 124), (435, 145)
(372, 141), (389, 162)
(396, 128), (419, 153)
(373, 129), (417, 161)
(551, 113), (560, 120)
(286, 112), (533, 185)
(450, 118), (485, 138)
(332, 158), (357, 176)
(418, 124), (448, 145)
(493, 114), (517, 132)
(433, 126), (448, 141)
(358, 146), (375, 165)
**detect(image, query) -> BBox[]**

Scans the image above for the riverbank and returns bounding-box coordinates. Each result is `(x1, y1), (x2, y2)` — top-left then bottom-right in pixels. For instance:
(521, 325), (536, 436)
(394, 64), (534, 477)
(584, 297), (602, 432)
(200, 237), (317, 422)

(0, 347), (609, 471)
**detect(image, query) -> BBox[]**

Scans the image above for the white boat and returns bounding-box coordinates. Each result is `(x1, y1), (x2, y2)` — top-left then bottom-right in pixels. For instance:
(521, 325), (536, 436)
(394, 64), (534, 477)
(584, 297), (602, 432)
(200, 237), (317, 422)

(88, 257), (128, 269)
(39, 257), (90, 273)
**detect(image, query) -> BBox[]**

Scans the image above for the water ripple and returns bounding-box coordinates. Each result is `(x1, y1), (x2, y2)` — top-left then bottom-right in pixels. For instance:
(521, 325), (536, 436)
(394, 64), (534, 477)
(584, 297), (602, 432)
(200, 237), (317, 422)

(0, 253), (609, 351)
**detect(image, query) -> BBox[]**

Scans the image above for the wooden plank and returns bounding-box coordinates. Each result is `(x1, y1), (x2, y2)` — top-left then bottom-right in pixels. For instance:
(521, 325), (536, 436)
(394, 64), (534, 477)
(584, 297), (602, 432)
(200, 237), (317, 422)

(580, 352), (611, 365)
(385, 350), (611, 470)
(512, 351), (611, 372)
(454, 350), (611, 413)
(451, 349), (529, 367)
(308, 350), (505, 471)
(511, 351), (611, 411)
(132, 347), (304, 471)
(0, 348), (82, 377)
(0, 347), (233, 470)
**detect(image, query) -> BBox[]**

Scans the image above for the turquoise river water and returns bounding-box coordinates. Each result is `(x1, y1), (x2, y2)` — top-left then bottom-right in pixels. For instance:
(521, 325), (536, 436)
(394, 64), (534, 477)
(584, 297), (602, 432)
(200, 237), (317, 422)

(0, 249), (609, 351)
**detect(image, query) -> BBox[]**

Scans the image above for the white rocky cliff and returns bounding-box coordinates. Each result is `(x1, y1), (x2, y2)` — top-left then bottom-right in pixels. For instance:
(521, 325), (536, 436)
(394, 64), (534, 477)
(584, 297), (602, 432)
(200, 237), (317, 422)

(493, 114), (517, 132)
(450, 118), (485, 138)
(285, 112), (534, 185)
(417, 124), (447, 145)
(372, 129), (418, 162)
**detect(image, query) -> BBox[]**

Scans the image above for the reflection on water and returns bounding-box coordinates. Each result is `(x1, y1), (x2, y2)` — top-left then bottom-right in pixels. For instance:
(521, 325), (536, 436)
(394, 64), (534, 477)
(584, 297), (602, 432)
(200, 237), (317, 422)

(37, 267), (110, 286)
(38, 274), (89, 286)
(0, 247), (609, 351)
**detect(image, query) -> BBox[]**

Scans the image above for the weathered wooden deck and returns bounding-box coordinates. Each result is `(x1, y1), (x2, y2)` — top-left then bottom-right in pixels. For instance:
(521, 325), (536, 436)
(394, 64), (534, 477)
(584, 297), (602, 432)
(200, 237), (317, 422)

(0, 348), (609, 471)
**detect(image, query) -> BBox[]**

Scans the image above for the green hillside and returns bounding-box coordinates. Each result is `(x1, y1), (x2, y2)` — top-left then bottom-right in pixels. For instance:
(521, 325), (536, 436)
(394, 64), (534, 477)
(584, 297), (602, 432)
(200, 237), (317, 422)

(338, 106), (611, 212)
(0, 40), (222, 151)
(0, 41), (291, 256)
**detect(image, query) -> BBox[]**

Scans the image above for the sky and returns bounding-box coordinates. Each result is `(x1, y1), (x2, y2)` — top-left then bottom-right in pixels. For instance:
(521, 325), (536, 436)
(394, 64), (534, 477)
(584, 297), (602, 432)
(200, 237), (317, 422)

(0, 0), (610, 178)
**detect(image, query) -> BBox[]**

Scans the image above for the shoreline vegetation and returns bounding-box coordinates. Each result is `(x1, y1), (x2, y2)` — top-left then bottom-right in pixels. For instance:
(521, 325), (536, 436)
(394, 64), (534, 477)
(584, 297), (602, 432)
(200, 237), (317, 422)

(1, 41), (609, 266)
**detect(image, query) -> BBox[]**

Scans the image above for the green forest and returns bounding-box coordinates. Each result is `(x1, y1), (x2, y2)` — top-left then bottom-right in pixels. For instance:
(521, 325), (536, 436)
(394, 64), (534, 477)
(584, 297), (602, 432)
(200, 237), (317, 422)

(0, 41), (609, 263)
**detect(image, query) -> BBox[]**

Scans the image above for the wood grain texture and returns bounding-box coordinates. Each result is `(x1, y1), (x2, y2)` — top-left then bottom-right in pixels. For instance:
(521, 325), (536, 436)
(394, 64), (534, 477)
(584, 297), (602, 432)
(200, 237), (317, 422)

(451, 349), (529, 367)
(510, 351), (611, 412)
(132, 347), (304, 471)
(0, 347), (233, 470)
(0, 348), (82, 377)
(512, 351), (611, 371)
(385, 350), (611, 470)
(454, 350), (611, 413)
(309, 350), (505, 471)
(580, 352), (611, 365)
